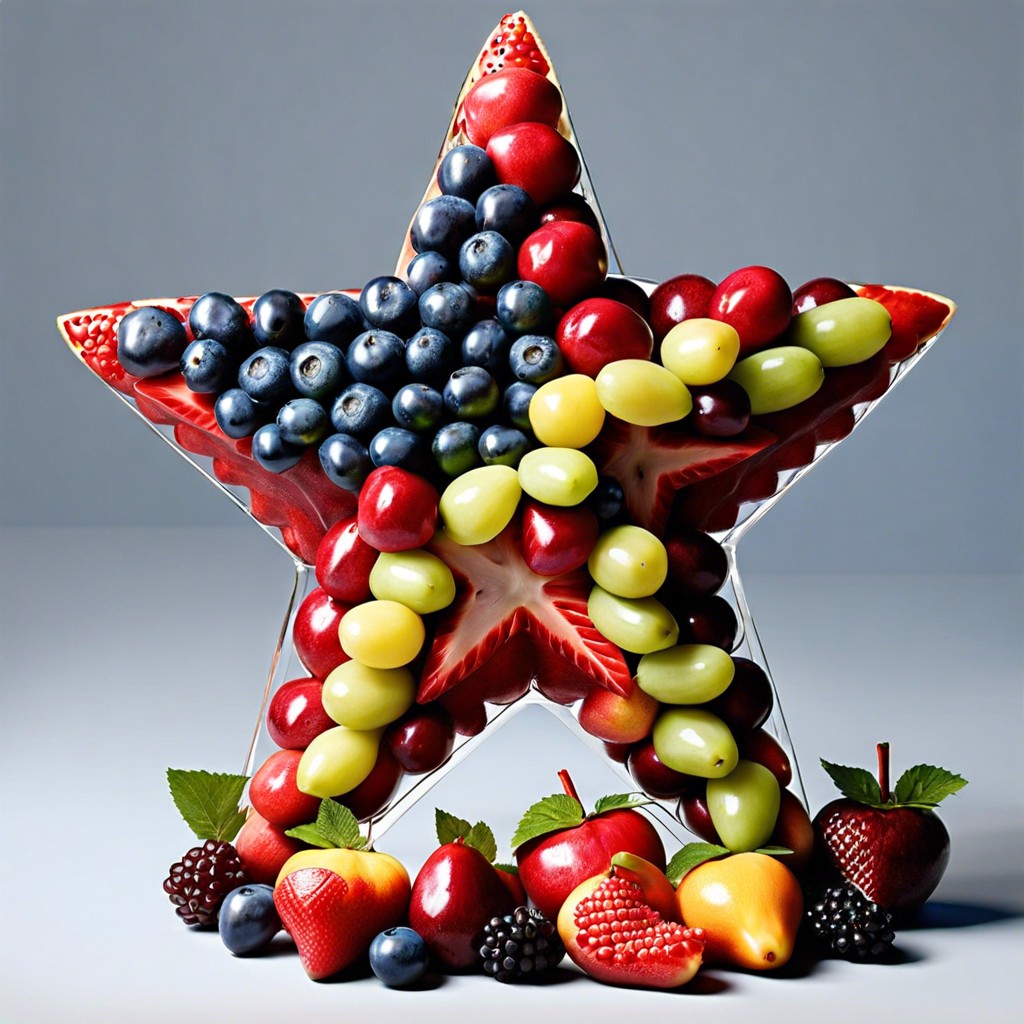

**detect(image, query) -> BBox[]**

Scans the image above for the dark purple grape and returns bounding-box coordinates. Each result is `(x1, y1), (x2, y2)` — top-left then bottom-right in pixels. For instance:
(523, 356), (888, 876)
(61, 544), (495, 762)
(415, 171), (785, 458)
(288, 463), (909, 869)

(690, 380), (751, 437)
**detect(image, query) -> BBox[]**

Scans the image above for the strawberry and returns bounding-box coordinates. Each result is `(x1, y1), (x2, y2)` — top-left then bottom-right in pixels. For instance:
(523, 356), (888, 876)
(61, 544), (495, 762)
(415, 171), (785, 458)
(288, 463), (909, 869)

(274, 868), (357, 979)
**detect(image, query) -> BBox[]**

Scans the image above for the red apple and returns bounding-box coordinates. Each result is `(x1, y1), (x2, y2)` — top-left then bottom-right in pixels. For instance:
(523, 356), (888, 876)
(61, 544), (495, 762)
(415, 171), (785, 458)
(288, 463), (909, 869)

(707, 657), (774, 734)
(515, 770), (666, 920)
(249, 749), (322, 829)
(792, 276), (856, 315)
(293, 587), (350, 679)
(235, 809), (305, 886)
(463, 67), (562, 147)
(518, 221), (607, 309)
(740, 729), (792, 787)
(339, 747), (404, 821)
(357, 466), (438, 552)
(521, 500), (599, 576)
(267, 677), (335, 750)
(578, 677), (659, 744)
(386, 705), (456, 774)
(555, 297), (653, 377)
(628, 739), (701, 799)
(495, 866), (528, 906)
(539, 192), (600, 233)
(486, 122), (580, 207)
(649, 273), (716, 341)
(709, 265), (792, 353)
(315, 515), (377, 603)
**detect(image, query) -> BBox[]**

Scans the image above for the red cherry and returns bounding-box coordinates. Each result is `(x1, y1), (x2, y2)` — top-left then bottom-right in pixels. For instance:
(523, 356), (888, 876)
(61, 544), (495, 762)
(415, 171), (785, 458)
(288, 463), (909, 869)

(338, 747), (404, 821)
(675, 595), (738, 651)
(555, 297), (652, 377)
(792, 276), (856, 315)
(315, 515), (377, 604)
(707, 657), (774, 734)
(486, 122), (580, 206)
(662, 525), (728, 600)
(709, 265), (793, 353)
(680, 792), (721, 844)
(740, 729), (792, 786)
(627, 739), (700, 799)
(386, 705), (456, 774)
(463, 67), (562, 147)
(521, 500), (599, 576)
(357, 466), (438, 552)
(603, 741), (632, 764)
(518, 221), (607, 309)
(600, 276), (651, 324)
(539, 192), (600, 233)
(649, 274), (716, 341)
(293, 587), (350, 679)
(267, 676), (334, 749)
(249, 749), (321, 829)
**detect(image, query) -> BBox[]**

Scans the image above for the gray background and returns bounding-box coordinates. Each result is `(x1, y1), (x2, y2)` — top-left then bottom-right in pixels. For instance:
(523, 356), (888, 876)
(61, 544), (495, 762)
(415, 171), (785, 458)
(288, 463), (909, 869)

(1, 0), (1022, 573)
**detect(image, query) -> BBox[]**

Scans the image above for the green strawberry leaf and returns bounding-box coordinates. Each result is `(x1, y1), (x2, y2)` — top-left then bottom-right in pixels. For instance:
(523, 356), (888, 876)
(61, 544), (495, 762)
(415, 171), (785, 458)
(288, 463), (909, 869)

(436, 808), (473, 846)
(666, 842), (729, 885)
(511, 793), (585, 850)
(893, 764), (968, 808)
(285, 800), (365, 850)
(465, 822), (498, 863)
(494, 862), (519, 875)
(592, 793), (653, 816)
(820, 758), (884, 806)
(167, 768), (248, 842)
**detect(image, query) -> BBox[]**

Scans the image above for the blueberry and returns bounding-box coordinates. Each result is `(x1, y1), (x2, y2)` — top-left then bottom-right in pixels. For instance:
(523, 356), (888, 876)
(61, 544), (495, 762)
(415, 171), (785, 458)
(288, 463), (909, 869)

(406, 251), (456, 297)
(214, 388), (266, 439)
(319, 432), (372, 492)
(218, 884), (280, 957)
(239, 347), (295, 405)
(252, 423), (303, 473)
(410, 195), (476, 259)
(495, 280), (553, 335)
(252, 289), (306, 350)
(589, 475), (625, 519)
(278, 398), (330, 446)
(459, 231), (516, 292)
(437, 144), (496, 203)
(330, 383), (392, 440)
(289, 341), (347, 401)
(346, 330), (407, 389)
(419, 282), (475, 338)
(188, 292), (254, 357)
(369, 926), (429, 988)
(503, 381), (537, 432)
(304, 292), (366, 349)
(432, 421), (483, 477)
(360, 276), (420, 337)
(180, 337), (236, 393)
(476, 184), (538, 245)
(405, 328), (458, 387)
(478, 425), (530, 468)
(368, 426), (431, 475)
(462, 319), (512, 377)
(392, 384), (445, 433)
(443, 366), (499, 420)
(509, 334), (564, 384)
(116, 306), (187, 377)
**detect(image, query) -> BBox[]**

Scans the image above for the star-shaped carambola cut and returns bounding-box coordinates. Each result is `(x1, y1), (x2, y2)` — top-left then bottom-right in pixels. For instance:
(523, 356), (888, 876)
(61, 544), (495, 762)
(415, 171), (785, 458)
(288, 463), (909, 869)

(58, 11), (955, 837)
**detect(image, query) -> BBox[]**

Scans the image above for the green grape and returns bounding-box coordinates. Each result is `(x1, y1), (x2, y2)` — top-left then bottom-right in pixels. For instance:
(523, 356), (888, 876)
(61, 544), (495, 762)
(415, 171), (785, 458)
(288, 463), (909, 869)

(439, 464), (522, 545)
(595, 358), (692, 426)
(651, 706), (738, 778)
(636, 644), (736, 704)
(790, 297), (891, 367)
(369, 549), (456, 614)
(518, 447), (598, 507)
(322, 660), (416, 730)
(338, 599), (425, 669)
(706, 758), (781, 852)
(660, 318), (741, 385)
(529, 374), (606, 448)
(588, 585), (679, 654)
(296, 725), (383, 798)
(587, 524), (668, 598)
(728, 346), (824, 415)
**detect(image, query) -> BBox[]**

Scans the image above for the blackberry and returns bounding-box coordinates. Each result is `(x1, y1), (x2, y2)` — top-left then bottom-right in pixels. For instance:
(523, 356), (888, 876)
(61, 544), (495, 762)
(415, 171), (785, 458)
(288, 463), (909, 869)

(806, 883), (895, 961)
(163, 839), (247, 927)
(479, 906), (564, 983)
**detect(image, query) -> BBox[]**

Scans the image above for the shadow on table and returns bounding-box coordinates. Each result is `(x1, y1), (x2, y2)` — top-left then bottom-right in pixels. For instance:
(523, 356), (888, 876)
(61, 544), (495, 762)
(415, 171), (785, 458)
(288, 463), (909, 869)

(900, 900), (1022, 930)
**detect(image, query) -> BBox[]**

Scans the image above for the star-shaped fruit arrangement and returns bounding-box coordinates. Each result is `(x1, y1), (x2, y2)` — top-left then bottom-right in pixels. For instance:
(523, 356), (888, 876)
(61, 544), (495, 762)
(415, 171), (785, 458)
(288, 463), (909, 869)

(59, 10), (955, 868)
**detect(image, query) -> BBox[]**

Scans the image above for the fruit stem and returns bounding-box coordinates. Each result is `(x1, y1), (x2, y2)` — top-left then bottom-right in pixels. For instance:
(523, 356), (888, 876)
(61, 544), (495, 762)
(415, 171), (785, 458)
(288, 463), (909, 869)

(558, 768), (583, 806)
(877, 741), (891, 802)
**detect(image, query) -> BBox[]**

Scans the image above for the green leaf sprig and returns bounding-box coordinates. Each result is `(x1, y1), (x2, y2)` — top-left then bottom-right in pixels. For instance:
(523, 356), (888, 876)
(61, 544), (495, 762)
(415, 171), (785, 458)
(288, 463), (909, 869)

(167, 768), (248, 843)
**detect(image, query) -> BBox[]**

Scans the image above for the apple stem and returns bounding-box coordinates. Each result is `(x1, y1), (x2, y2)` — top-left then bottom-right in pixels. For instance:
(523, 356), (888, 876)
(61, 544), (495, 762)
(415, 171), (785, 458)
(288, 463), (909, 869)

(558, 768), (583, 806)
(877, 741), (891, 802)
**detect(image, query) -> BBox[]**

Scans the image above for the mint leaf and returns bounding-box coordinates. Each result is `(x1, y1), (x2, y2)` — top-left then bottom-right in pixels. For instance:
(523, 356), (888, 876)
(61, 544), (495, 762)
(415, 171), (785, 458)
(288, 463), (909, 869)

(755, 846), (793, 856)
(511, 793), (584, 849)
(592, 793), (653, 816)
(286, 800), (365, 850)
(494, 862), (518, 875)
(436, 808), (473, 846)
(167, 768), (248, 842)
(893, 764), (968, 808)
(666, 842), (729, 885)
(820, 758), (883, 806)
(465, 822), (498, 864)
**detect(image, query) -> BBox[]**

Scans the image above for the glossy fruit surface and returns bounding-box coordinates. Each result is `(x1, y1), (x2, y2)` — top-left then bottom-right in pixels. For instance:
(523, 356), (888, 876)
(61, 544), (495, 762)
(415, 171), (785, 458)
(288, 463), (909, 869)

(357, 467), (439, 553)
(517, 221), (606, 308)
(587, 587), (678, 654)
(595, 359), (692, 426)
(587, 525), (668, 599)
(577, 677), (659, 744)
(706, 657), (773, 734)
(267, 677), (334, 750)
(628, 740), (699, 799)
(675, 853), (803, 970)
(316, 516), (376, 604)
(463, 66), (562, 146)
(486, 122), (580, 207)
(706, 759), (781, 852)
(292, 587), (349, 680)
(556, 298), (653, 377)
(249, 748), (321, 828)
(528, 374), (605, 448)
(219, 884), (280, 956)
(790, 296), (892, 367)
(521, 501), (599, 576)
(369, 926), (430, 987)
(369, 549), (456, 614)
(728, 346), (824, 415)
(252, 289), (305, 350)
(341, 746), (404, 821)
(688, 380), (752, 437)
(235, 811), (304, 887)
(709, 266), (792, 353)
(740, 729), (793, 786)
(386, 705), (455, 774)
(439, 464), (521, 545)
(304, 292), (365, 347)
(652, 707), (738, 778)
(636, 644), (735, 704)
(437, 145), (497, 203)
(792, 276), (857, 314)
(338, 600), (425, 669)
(189, 291), (253, 355)
(117, 306), (188, 377)
(518, 447), (598, 506)
(322, 661), (416, 730)
(649, 274), (717, 340)
(663, 526), (728, 600)
(296, 725), (383, 798)
(660, 318), (741, 385)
